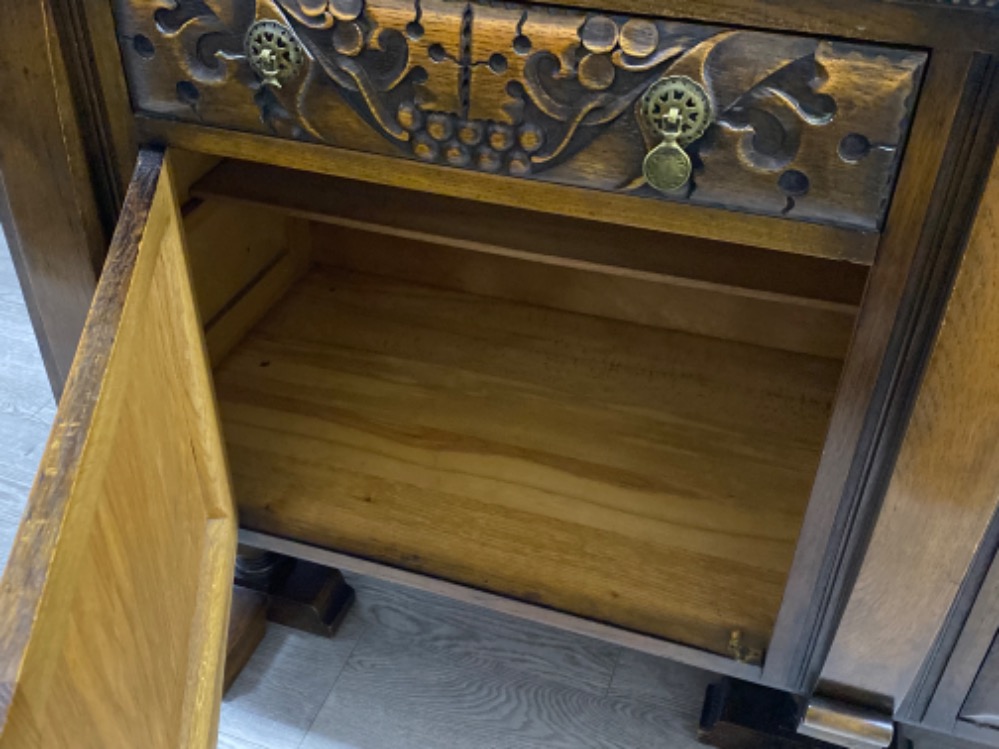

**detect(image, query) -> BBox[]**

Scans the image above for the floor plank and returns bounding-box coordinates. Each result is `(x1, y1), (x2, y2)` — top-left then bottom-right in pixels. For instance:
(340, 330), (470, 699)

(344, 572), (620, 697)
(301, 636), (705, 749)
(608, 648), (716, 720)
(219, 618), (366, 749)
(0, 477), (31, 572)
(217, 732), (271, 749)
(0, 232), (53, 569)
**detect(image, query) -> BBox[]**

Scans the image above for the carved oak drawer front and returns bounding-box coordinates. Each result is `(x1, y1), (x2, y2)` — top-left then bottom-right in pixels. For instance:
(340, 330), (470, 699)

(114, 0), (926, 231)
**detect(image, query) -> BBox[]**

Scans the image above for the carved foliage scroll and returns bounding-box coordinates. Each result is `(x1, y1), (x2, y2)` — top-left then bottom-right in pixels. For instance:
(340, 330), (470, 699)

(113, 0), (926, 230)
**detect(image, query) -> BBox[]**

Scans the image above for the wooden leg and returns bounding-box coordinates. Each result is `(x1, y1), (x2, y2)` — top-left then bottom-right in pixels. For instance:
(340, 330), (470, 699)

(234, 545), (356, 638)
(224, 585), (268, 693)
(699, 678), (839, 748)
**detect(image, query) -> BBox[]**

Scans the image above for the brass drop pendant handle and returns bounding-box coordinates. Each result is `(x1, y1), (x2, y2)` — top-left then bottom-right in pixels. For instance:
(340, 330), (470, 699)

(245, 20), (305, 88)
(640, 76), (712, 194)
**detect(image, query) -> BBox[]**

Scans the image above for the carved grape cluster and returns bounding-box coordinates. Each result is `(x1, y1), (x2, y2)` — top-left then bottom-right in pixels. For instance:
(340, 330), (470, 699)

(397, 103), (546, 175)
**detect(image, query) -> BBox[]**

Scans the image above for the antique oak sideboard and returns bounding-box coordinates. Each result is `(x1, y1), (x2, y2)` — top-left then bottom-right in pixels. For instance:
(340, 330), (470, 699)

(0, 1), (997, 747)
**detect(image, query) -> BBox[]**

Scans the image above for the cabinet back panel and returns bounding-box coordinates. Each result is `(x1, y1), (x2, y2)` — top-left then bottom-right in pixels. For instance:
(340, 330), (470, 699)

(312, 223), (857, 358)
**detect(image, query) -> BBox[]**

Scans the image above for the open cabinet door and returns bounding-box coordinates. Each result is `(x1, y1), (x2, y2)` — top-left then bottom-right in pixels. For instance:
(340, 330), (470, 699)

(0, 149), (236, 748)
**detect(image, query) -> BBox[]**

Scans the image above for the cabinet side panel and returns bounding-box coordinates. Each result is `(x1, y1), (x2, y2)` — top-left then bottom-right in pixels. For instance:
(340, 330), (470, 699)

(818, 134), (999, 710)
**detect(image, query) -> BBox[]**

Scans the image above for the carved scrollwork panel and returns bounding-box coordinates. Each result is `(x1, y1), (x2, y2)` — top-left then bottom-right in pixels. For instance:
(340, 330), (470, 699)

(112, 0), (926, 230)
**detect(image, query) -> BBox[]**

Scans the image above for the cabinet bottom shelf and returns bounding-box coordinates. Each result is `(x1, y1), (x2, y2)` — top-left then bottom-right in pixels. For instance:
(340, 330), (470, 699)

(213, 264), (842, 657)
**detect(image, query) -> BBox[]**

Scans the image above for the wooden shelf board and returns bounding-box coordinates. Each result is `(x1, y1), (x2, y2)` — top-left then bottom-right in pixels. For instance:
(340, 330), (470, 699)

(213, 265), (842, 657)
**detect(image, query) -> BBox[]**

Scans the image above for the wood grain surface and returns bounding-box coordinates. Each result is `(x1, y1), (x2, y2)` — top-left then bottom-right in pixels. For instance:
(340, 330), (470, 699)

(0, 150), (237, 748)
(514, 0), (999, 52)
(224, 587), (268, 694)
(142, 117), (880, 262)
(214, 263), (843, 657)
(0, 0), (107, 392)
(762, 51), (988, 692)
(114, 0), (925, 232)
(818, 132), (999, 709)
(312, 224), (857, 358)
(193, 159), (878, 278)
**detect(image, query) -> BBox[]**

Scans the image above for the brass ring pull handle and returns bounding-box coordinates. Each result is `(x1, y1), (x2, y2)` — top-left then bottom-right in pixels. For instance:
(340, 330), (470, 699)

(245, 20), (305, 88)
(640, 76), (712, 194)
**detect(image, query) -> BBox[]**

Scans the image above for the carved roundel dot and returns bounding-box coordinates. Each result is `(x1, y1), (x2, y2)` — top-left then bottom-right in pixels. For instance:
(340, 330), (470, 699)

(458, 121), (484, 146)
(426, 113), (454, 142)
(778, 169), (810, 197)
(488, 53), (508, 74)
(176, 80), (200, 106)
(578, 53), (615, 91)
(488, 123), (514, 152)
(410, 66), (428, 85)
(333, 22), (364, 56)
(405, 21), (424, 40)
(580, 15), (618, 53)
(506, 80), (525, 99)
(330, 0), (364, 22)
(133, 34), (155, 59)
(444, 141), (471, 167)
(476, 147), (502, 173)
(517, 123), (544, 153)
(428, 43), (447, 62)
(412, 133), (439, 162)
(619, 19), (658, 58)
(839, 133), (872, 164)
(507, 150), (531, 176)
(397, 101), (423, 131)
(513, 34), (532, 55)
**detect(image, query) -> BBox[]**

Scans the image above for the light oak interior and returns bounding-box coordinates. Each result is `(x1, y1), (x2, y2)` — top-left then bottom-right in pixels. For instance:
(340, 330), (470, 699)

(0, 154), (236, 748)
(181, 156), (870, 658)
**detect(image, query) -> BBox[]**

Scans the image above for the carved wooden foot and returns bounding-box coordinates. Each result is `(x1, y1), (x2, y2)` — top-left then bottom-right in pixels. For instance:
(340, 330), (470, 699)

(234, 545), (356, 638)
(699, 678), (839, 748)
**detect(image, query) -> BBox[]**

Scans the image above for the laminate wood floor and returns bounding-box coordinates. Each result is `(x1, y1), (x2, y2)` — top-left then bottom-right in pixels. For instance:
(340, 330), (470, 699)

(0, 235), (718, 748)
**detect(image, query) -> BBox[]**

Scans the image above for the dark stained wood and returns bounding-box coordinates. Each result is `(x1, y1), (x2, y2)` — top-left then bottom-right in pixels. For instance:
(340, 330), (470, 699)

(698, 678), (826, 749)
(0, 0), (109, 393)
(224, 587), (268, 694)
(920, 514), (999, 731)
(816, 97), (999, 712)
(0, 149), (238, 746)
(961, 634), (999, 730)
(534, 0), (999, 53)
(762, 51), (995, 695)
(897, 722), (997, 749)
(113, 0), (925, 232)
(141, 117), (878, 261)
(69, 0), (138, 202)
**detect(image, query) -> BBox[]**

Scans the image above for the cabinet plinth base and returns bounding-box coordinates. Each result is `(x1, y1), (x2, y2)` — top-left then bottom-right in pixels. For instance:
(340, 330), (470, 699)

(235, 547), (356, 638)
(699, 679), (839, 749)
